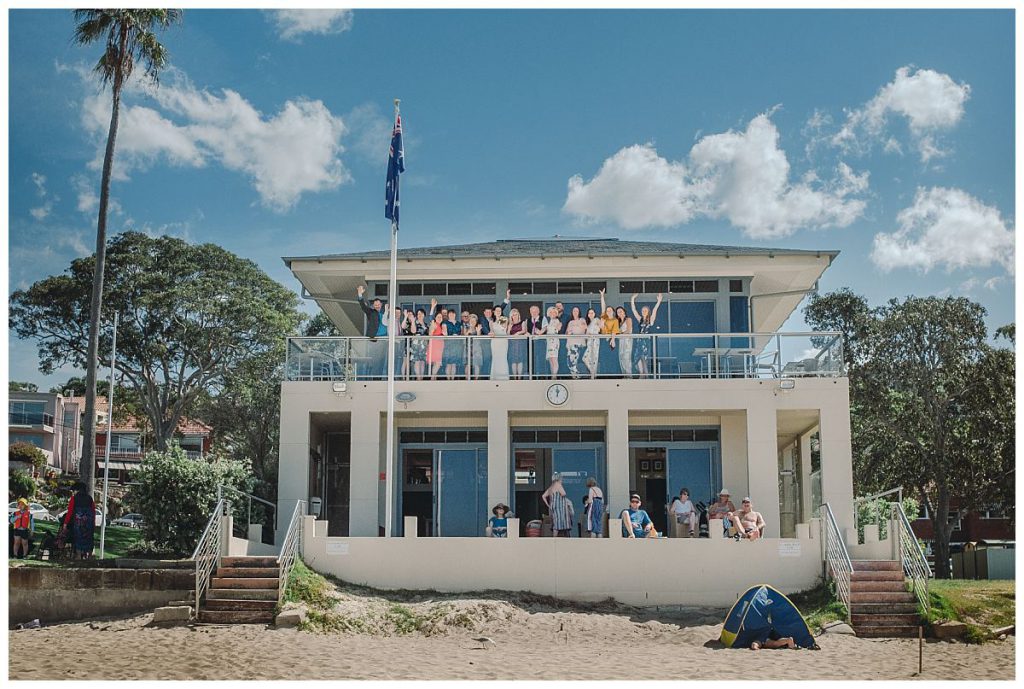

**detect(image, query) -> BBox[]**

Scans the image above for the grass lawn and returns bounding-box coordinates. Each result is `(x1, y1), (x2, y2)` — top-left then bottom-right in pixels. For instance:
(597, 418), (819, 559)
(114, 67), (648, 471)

(928, 579), (1015, 642)
(9, 520), (145, 565)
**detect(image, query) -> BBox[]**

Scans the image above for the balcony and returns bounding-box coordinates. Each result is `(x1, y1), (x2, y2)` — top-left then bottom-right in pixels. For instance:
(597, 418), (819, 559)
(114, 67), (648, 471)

(8, 411), (55, 427)
(285, 332), (844, 382)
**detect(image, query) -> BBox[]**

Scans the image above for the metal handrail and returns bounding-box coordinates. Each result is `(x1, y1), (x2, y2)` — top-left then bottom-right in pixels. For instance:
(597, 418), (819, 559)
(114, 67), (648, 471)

(853, 487), (903, 542)
(820, 502), (853, 622)
(892, 501), (931, 616)
(218, 485), (279, 535)
(277, 500), (307, 606)
(192, 498), (228, 608)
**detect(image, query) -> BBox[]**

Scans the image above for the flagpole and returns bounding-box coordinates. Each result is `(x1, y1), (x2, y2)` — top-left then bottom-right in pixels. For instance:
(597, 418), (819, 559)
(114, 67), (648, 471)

(99, 312), (118, 558)
(384, 98), (400, 538)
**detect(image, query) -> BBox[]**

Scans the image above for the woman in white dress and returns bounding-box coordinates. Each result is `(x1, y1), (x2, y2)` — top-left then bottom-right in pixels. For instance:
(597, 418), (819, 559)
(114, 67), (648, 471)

(544, 307), (562, 379)
(616, 305), (633, 377)
(582, 308), (603, 378)
(564, 306), (588, 379)
(489, 314), (510, 381)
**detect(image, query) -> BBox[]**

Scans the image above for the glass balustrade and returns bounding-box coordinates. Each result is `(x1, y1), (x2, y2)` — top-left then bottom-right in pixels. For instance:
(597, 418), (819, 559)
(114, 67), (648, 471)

(285, 332), (844, 382)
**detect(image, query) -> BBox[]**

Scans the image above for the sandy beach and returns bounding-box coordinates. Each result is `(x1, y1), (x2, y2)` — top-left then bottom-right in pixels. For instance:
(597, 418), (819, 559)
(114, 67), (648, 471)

(8, 594), (1015, 681)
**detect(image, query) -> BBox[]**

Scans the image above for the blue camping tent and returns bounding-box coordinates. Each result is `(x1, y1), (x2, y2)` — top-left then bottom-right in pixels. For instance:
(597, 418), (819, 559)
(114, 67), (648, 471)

(719, 584), (817, 649)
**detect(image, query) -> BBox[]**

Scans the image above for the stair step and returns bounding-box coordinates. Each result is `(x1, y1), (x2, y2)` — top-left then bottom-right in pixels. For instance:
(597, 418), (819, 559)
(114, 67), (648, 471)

(849, 590), (917, 602)
(221, 556), (278, 568)
(851, 613), (923, 626)
(210, 577), (279, 589)
(207, 588), (278, 601)
(851, 570), (905, 581)
(203, 598), (277, 611)
(853, 625), (923, 638)
(216, 566), (280, 578)
(850, 602), (920, 614)
(198, 609), (274, 624)
(852, 560), (902, 571)
(850, 581), (908, 593)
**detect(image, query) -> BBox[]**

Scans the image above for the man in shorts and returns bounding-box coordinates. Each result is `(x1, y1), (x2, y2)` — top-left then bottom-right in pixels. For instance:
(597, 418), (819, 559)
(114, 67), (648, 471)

(621, 494), (657, 538)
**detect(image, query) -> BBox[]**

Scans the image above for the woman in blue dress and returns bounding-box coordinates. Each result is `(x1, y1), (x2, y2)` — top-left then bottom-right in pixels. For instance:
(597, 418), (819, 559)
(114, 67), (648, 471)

(542, 474), (575, 537)
(630, 293), (663, 379)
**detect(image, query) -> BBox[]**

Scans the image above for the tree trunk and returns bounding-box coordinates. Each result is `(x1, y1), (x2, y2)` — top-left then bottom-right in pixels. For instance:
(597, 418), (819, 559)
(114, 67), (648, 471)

(81, 77), (123, 493)
(932, 485), (954, 580)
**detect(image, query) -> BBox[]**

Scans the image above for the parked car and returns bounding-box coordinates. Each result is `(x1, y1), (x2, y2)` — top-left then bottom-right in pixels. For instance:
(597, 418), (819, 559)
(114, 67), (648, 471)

(56, 505), (105, 527)
(111, 513), (145, 529)
(7, 501), (57, 522)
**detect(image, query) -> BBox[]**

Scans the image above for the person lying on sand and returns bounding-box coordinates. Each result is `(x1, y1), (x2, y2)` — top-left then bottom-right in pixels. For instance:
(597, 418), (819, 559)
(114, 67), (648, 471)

(751, 628), (796, 650)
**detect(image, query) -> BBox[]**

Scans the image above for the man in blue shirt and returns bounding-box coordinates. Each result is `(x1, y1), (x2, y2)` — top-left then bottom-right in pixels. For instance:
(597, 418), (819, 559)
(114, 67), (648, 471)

(621, 493), (656, 538)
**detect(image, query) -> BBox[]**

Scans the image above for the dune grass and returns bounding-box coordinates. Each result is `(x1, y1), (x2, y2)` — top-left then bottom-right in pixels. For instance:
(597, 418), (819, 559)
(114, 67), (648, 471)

(928, 579), (1015, 643)
(786, 580), (849, 632)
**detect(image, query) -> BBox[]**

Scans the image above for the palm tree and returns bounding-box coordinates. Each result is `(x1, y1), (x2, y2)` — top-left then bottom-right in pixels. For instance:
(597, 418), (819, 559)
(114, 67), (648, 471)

(72, 9), (182, 493)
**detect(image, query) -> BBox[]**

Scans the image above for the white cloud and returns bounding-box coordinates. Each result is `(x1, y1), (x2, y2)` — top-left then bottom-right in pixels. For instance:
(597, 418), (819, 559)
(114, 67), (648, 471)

(29, 172), (55, 220)
(269, 9), (353, 41)
(78, 71), (349, 211)
(958, 277), (979, 293)
(71, 174), (121, 216)
(984, 276), (1005, 291)
(833, 66), (970, 162)
(344, 102), (394, 164)
(564, 113), (868, 238)
(871, 187), (1014, 273)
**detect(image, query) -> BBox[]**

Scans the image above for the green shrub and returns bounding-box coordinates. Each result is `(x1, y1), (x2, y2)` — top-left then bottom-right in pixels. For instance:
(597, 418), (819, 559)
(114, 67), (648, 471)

(127, 444), (253, 555)
(857, 496), (919, 542)
(9, 442), (48, 474)
(9, 470), (36, 500)
(123, 540), (183, 559)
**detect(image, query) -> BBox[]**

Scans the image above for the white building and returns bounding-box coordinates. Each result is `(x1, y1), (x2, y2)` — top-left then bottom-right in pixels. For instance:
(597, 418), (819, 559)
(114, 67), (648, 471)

(275, 237), (855, 604)
(8, 390), (82, 474)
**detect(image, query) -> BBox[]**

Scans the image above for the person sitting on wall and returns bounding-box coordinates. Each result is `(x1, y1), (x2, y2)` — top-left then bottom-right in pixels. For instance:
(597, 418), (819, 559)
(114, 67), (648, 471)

(486, 503), (512, 537)
(669, 488), (698, 538)
(708, 488), (736, 535)
(621, 494), (657, 538)
(729, 497), (766, 541)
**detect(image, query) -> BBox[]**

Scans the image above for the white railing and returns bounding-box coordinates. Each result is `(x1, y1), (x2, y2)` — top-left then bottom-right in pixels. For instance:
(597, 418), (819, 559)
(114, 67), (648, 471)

(192, 498), (228, 608)
(218, 485), (278, 539)
(820, 502), (853, 621)
(285, 331), (845, 382)
(277, 500), (307, 606)
(892, 501), (931, 616)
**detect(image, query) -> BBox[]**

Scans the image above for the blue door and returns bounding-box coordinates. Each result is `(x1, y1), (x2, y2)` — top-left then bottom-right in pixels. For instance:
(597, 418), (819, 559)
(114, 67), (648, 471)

(553, 448), (600, 506)
(436, 449), (487, 536)
(667, 448), (714, 507)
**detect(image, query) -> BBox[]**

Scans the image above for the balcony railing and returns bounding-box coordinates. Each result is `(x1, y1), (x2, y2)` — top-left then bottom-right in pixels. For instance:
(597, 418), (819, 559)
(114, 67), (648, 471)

(285, 332), (844, 382)
(9, 411), (55, 427)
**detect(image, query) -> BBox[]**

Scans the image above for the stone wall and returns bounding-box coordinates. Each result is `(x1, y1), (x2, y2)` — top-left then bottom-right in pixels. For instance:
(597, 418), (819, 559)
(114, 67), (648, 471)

(9, 566), (193, 626)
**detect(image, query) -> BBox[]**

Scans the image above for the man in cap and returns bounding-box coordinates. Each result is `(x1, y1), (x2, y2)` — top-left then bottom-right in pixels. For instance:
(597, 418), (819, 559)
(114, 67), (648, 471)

(620, 494), (657, 538)
(708, 488), (736, 536)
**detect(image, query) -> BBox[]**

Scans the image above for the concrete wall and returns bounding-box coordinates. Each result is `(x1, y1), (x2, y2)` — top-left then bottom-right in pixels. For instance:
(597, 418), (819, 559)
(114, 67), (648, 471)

(280, 376), (855, 538)
(9, 567), (193, 626)
(300, 515), (824, 607)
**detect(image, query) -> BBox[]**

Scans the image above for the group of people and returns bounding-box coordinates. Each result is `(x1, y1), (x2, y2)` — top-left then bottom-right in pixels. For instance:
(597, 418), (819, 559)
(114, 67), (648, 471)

(8, 483), (98, 560)
(356, 286), (665, 380)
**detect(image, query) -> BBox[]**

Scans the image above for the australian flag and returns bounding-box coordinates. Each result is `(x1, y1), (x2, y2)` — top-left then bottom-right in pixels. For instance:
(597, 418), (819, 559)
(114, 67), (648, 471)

(385, 112), (405, 226)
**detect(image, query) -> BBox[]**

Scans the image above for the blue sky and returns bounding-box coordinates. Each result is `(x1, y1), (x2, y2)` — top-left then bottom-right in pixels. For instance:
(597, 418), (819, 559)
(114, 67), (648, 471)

(8, 8), (1016, 389)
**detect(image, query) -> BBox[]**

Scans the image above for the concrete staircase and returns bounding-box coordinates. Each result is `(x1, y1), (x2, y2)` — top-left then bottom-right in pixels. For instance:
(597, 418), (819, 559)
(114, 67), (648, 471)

(198, 556), (279, 624)
(849, 560), (924, 638)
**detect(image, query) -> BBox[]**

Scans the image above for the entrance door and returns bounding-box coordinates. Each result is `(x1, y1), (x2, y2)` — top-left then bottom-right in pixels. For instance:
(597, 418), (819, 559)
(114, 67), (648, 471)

(667, 447), (714, 508)
(553, 448), (599, 505)
(436, 449), (487, 536)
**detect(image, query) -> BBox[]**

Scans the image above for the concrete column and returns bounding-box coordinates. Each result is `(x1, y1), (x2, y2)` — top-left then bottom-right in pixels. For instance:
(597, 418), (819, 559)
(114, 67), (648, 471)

(220, 515), (233, 556)
(819, 402), (855, 533)
(506, 517), (520, 539)
(606, 407), (630, 518)
(350, 405), (381, 536)
(277, 401), (311, 528)
(404, 516), (418, 537)
(487, 408), (510, 510)
(799, 431), (814, 523)
(720, 413), (748, 498)
(247, 524), (262, 543)
(745, 406), (781, 538)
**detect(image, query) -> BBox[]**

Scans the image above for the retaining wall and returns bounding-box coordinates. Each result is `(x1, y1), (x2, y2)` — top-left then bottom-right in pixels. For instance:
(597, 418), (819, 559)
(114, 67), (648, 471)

(9, 566), (193, 626)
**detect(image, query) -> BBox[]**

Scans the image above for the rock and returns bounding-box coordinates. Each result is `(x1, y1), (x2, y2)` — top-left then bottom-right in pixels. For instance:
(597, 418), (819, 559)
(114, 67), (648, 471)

(151, 606), (191, 624)
(275, 609), (306, 628)
(991, 624), (1015, 638)
(821, 621), (855, 635)
(933, 621), (968, 640)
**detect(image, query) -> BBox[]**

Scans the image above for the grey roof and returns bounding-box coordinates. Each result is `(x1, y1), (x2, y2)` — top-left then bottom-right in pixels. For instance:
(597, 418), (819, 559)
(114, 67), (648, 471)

(284, 237), (838, 266)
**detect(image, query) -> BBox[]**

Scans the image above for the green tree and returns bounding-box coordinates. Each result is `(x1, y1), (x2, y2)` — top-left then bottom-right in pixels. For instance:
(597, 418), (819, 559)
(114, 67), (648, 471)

(128, 444), (251, 555)
(806, 293), (1015, 578)
(9, 442), (48, 476)
(302, 311), (341, 337)
(9, 381), (39, 392)
(10, 231), (304, 453)
(71, 8), (182, 495)
(9, 470), (37, 500)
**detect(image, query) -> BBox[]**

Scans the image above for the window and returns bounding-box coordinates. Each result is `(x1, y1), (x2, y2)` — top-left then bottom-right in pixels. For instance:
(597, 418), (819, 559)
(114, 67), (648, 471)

(110, 434), (141, 453)
(398, 283), (423, 296)
(10, 434), (44, 448)
(694, 280), (719, 293)
(730, 296), (750, 333)
(374, 283), (389, 297)
(9, 401), (47, 425)
(472, 283), (496, 295)
(729, 279), (744, 293)
(447, 283), (472, 296)
(981, 506), (1007, 520)
(619, 279), (720, 294)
